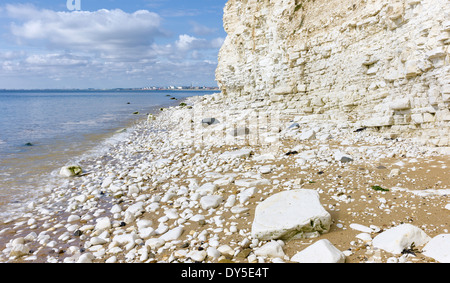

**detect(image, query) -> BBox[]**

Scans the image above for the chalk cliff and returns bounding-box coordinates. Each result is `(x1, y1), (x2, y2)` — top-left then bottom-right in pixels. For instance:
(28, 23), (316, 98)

(216, 0), (450, 146)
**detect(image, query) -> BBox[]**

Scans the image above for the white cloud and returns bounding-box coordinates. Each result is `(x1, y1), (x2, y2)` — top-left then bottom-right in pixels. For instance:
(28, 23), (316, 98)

(24, 53), (89, 66)
(1, 4), (224, 88)
(175, 34), (224, 52)
(7, 5), (163, 55)
(0, 50), (26, 60)
(176, 34), (202, 51)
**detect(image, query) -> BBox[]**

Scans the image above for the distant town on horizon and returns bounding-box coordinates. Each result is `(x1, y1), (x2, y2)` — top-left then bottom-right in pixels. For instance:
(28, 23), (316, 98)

(0, 85), (221, 92)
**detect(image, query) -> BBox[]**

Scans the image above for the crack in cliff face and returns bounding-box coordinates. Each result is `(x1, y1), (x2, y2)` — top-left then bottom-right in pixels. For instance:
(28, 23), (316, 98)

(216, 0), (450, 146)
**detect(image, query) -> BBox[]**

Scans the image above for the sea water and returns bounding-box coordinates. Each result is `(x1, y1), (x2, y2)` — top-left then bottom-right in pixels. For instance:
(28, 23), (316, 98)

(0, 89), (217, 218)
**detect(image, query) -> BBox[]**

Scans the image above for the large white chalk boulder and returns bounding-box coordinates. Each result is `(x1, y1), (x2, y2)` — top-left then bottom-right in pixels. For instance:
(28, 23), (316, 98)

(60, 165), (83, 177)
(291, 239), (345, 263)
(372, 224), (431, 254)
(251, 189), (331, 241)
(422, 234), (450, 263)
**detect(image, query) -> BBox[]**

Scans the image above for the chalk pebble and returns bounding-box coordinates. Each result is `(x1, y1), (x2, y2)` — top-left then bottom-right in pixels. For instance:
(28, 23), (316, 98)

(291, 239), (345, 263)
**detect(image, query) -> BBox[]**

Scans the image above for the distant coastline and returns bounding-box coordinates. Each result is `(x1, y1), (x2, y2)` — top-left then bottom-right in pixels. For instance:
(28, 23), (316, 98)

(0, 87), (220, 92)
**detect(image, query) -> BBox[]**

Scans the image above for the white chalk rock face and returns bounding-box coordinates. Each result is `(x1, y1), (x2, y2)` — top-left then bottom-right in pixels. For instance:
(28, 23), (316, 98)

(215, 0), (450, 146)
(251, 189), (331, 241)
(372, 224), (431, 254)
(291, 239), (345, 263)
(422, 234), (450, 263)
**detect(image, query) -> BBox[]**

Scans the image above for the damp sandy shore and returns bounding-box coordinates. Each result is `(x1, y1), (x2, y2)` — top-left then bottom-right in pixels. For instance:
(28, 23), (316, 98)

(0, 93), (449, 263)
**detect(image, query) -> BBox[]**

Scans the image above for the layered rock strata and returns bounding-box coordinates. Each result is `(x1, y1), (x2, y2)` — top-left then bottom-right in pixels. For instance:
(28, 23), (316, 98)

(216, 0), (450, 146)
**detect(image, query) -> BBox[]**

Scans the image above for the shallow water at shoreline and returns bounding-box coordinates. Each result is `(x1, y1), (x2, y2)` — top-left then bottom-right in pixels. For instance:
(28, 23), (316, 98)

(0, 90), (218, 218)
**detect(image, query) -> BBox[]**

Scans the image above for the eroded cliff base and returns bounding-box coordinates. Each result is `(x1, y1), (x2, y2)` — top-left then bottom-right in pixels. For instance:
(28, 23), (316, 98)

(216, 0), (450, 146)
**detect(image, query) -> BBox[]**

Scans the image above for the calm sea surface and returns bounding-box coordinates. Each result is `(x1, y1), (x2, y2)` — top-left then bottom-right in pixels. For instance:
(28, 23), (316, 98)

(0, 89), (216, 217)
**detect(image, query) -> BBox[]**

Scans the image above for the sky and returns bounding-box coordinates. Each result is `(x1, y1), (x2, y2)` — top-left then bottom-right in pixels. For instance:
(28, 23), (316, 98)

(0, 0), (228, 89)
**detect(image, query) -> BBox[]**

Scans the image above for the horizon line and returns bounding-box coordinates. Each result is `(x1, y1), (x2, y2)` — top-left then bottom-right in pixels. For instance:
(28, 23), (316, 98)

(0, 86), (221, 91)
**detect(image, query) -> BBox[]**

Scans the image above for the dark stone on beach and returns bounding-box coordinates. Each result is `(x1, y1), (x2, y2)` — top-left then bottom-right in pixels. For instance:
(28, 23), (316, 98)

(73, 230), (83, 236)
(133, 111), (139, 114)
(354, 127), (367, 132)
(340, 156), (353, 163)
(289, 122), (300, 129)
(24, 142), (33, 146)
(180, 242), (190, 249)
(285, 150), (298, 156)
(201, 118), (220, 126)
